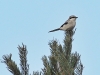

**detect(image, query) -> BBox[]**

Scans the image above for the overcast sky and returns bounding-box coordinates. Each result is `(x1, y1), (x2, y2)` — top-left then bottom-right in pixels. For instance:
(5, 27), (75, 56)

(0, 0), (100, 75)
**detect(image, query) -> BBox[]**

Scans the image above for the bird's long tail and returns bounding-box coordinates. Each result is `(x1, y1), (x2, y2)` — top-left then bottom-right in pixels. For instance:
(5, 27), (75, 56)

(49, 28), (60, 32)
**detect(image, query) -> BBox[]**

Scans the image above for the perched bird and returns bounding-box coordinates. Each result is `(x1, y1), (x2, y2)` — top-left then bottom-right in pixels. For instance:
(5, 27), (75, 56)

(49, 15), (78, 32)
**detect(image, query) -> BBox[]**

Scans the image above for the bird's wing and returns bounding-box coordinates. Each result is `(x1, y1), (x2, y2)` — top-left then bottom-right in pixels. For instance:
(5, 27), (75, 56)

(60, 20), (68, 27)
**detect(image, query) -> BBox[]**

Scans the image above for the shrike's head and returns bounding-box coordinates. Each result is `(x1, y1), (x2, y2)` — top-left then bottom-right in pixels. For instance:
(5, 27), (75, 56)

(69, 15), (78, 21)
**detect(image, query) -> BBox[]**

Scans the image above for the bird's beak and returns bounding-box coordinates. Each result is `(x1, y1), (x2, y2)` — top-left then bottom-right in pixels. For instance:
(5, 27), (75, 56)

(76, 17), (78, 18)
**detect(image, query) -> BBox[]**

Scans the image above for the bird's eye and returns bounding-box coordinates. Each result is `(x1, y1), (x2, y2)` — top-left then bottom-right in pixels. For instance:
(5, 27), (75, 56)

(70, 17), (72, 19)
(70, 17), (75, 19)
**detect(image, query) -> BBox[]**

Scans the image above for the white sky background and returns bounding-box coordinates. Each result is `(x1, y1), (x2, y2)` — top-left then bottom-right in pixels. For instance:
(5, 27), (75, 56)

(0, 0), (100, 75)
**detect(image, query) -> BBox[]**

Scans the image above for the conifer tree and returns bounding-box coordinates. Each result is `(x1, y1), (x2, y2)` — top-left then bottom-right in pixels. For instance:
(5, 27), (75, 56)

(1, 30), (83, 75)
(42, 30), (83, 75)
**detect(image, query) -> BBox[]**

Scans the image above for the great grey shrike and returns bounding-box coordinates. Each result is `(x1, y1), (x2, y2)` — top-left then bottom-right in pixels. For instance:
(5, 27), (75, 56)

(49, 15), (78, 32)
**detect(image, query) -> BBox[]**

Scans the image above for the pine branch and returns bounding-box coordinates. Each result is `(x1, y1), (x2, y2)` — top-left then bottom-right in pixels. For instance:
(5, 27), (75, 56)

(42, 55), (53, 75)
(1, 54), (21, 75)
(63, 30), (76, 59)
(18, 43), (29, 75)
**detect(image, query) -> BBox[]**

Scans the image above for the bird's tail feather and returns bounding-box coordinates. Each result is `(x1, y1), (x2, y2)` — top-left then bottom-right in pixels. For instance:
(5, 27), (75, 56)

(49, 28), (60, 32)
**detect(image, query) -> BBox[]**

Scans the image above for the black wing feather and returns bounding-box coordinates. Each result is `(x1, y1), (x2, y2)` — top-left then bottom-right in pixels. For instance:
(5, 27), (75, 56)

(60, 21), (68, 27)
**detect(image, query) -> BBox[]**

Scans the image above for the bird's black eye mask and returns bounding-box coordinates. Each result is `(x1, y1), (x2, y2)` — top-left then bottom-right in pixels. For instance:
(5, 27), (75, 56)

(70, 17), (76, 19)
(70, 16), (78, 19)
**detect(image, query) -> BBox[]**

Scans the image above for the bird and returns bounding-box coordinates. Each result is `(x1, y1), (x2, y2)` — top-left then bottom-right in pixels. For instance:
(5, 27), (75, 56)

(48, 15), (78, 32)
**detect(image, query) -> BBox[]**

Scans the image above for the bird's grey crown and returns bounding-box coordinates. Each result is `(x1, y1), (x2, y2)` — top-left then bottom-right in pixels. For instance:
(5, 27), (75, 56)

(69, 15), (78, 19)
